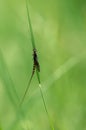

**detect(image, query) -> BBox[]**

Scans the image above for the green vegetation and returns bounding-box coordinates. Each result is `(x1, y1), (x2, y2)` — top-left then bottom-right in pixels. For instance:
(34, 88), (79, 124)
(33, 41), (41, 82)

(0, 0), (86, 130)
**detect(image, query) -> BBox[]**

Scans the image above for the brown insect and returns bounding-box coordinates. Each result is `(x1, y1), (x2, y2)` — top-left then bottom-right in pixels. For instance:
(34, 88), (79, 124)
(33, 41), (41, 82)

(19, 49), (40, 106)
(33, 49), (40, 73)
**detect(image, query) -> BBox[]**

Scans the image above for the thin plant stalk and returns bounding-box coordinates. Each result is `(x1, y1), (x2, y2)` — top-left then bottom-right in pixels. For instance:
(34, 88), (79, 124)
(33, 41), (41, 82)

(19, 0), (36, 107)
(36, 70), (55, 130)
(19, 72), (35, 107)
(0, 51), (28, 130)
(25, 0), (36, 49)
(25, 0), (55, 130)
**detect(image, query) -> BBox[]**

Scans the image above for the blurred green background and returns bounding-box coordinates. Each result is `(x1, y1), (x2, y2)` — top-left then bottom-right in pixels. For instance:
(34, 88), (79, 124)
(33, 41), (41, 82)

(0, 0), (86, 130)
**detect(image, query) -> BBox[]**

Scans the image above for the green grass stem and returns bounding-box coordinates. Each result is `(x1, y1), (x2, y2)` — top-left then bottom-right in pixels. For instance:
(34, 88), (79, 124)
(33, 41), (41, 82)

(24, 1), (55, 130)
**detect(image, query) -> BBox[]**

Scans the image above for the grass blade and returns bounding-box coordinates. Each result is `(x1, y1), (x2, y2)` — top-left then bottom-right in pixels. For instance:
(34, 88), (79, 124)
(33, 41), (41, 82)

(18, 0), (37, 107)
(19, 72), (35, 107)
(0, 50), (18, 107)
(36, 70), (55, 130)
(24, 0), (55, 129)
(25, 0), (36, 49)
(0, 50), (27, 130)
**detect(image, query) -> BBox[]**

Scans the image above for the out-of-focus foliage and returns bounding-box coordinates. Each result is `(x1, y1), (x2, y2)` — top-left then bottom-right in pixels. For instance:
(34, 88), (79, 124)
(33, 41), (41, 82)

(0, 0), (86, 130)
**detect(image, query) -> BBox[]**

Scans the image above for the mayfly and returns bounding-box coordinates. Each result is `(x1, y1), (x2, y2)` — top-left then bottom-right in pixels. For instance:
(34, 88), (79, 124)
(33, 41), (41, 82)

(19, 49), (40, 106)
(19, 0), (40, 106)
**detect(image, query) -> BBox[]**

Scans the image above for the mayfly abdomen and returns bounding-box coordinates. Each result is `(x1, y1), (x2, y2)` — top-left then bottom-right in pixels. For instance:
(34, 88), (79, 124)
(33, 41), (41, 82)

(32, 62), (36, 75)
(33, 49), (40, 72)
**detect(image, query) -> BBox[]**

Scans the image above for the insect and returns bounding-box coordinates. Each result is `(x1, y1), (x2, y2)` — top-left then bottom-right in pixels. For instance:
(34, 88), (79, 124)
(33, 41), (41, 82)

(19, 48), (40, 106)
(29, 48), (40, 84)
(33, 49), (40, 72)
